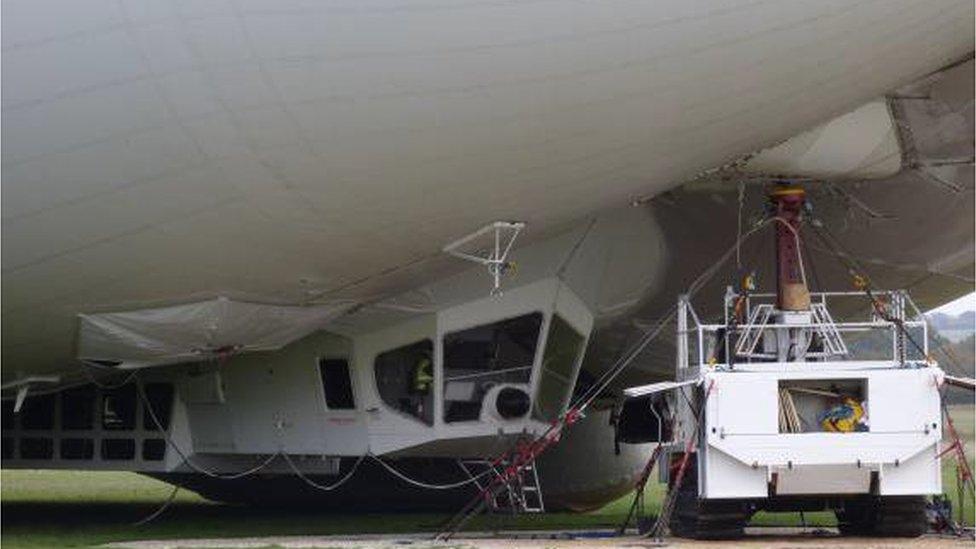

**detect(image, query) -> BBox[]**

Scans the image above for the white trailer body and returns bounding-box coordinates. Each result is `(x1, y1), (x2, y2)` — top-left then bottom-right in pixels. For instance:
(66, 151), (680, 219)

(626, 287), (948, 539)
(698, 364), (943, 500)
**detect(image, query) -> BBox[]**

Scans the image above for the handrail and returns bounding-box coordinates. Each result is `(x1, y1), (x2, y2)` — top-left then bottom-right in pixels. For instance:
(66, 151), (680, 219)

(444, 365), (533, 382)
(678, 288), (932, 370)
(681, 320), (926, 333)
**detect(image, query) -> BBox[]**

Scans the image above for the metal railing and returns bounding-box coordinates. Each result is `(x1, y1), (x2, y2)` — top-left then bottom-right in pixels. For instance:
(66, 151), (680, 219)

(676, 288), (930, 371)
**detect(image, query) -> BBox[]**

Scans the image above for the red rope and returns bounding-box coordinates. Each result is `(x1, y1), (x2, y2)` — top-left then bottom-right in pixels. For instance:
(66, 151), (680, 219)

(943, 405), (975, 491)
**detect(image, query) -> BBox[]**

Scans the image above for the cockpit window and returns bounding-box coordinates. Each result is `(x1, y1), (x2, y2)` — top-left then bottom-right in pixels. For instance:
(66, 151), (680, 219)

(375, 340), (434, 425)
(443, 313), (543, 423)
(533, 315), (586, 422)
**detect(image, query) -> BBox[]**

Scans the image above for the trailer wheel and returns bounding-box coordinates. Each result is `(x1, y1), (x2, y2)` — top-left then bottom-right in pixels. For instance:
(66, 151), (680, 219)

(668, 463), (748, 540)
(835, 496), (928, 538)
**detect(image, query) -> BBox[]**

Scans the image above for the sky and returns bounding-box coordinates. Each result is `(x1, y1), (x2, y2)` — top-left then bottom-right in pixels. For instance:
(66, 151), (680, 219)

(929, 291), (976, 315)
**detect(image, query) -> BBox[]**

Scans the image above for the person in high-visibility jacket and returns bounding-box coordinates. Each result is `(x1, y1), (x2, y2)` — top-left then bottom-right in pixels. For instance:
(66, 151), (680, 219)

(411, 354), (433, 394)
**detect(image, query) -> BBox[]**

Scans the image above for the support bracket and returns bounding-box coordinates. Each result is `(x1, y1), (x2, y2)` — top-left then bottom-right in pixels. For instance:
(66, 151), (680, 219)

(443, 221), (525, 295)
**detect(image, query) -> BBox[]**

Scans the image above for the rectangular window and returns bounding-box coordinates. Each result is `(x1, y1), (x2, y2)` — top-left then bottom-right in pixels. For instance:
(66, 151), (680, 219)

(2, 400), (14, 430)
(778, 378), (868, 433)
(533, 315), (586, 421)
(60, 438), (94, 460)
(319, 359), (355, 410)
(20, 393), (56, 430)
(443, 313), (543, 423)
(375, 340), (434, 425)
(102, 384), (137, 431)
(101, 438), (136, 460)
(20, 437), (53, 459)
(61, 386), (96, 430)
(142, 439), (166, 461)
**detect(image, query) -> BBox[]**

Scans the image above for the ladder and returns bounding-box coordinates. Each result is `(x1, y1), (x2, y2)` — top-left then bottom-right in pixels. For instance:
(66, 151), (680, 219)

(733, 302), (849, 360)
(734, 303), (774, 358)
(808, 302), (849, 357)
(457, 458), (545, 513)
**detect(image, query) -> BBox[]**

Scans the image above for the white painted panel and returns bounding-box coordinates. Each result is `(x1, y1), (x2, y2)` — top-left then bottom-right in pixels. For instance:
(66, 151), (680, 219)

(703, 446), (767, 499)
(743, 101), (902, 180)
(711, 432), (939, 467)
(710, 373), (778, 436)
(869, 369), (942, 433)
(776, 464), (871, 495)
(187, 403), (236, 452)
(438, 278), (559, 334)
(881, 444), (942, 495)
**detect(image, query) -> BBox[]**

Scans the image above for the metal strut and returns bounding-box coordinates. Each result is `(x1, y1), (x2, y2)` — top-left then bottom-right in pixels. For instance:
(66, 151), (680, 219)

(617, 441), (664, 535)
(647, 381), (714, 541)
(443, 221), (525, 295)
(457, 458), (545, 514)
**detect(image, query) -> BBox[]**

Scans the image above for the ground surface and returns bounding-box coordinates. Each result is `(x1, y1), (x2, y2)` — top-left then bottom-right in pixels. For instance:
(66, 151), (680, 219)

(2, 405), (973, 549)
(102, 529), (974, 549)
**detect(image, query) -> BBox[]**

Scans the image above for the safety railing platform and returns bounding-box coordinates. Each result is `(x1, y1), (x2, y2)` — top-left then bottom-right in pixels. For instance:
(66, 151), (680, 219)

(676, 288), (930, 372)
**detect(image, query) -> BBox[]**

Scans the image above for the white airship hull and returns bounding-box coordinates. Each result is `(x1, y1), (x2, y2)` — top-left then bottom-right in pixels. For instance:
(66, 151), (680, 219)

(1, 0), (973, 511)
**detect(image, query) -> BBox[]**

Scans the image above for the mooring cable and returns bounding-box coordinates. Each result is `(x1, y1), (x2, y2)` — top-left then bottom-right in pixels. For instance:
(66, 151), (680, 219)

(132, 485), (181, 527)
(281, 452), (366, 492)
(135, 376), (282, 480)
(368, 453), (496, 491)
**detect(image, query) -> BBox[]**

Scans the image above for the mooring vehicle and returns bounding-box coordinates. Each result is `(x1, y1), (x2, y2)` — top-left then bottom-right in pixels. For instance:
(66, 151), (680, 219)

(623, 187), (945, 538)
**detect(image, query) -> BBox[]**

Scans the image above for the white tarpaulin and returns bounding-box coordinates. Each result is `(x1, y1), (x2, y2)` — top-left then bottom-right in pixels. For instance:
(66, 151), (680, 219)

(77, 297), (355, 368)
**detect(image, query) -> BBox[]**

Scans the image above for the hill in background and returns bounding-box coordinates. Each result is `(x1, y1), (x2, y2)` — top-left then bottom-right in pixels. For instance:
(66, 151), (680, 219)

(927, 311), (973, 404)
(929, 310), (976, 343)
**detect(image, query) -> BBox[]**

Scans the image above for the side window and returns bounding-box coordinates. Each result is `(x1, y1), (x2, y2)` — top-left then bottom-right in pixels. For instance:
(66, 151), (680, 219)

(443, 313), (543, 423)
(533, 315), (586, 421)
(319, 358), (355, 410)
(374, 340), (434, 425)
(102, 384), (137, 431)
(61, 386), (96, 431)
(3, 399), (16, 430)
(20, 393), (56, 430)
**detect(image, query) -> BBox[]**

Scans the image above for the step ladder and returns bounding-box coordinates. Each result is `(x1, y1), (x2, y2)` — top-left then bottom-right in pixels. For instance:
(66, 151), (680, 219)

(808, 302), (849, 358)
(734, 303), (775, 359)
(457, 458), (545, 513)
(733, 302), (849, 360)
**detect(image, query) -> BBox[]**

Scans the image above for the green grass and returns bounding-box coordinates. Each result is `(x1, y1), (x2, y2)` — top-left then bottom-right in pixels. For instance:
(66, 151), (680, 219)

(0, 470), (642, 549)
(2, 405), (972, 548)
(943, 403), (975, 526)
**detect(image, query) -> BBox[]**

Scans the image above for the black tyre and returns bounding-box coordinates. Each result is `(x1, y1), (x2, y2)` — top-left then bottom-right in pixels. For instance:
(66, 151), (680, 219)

(668, 460), (748, 540)
(835, 496), (928, 538)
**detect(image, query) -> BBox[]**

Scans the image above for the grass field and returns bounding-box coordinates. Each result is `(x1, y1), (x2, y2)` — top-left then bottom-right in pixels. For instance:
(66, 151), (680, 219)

(2, 405), (973, 549)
